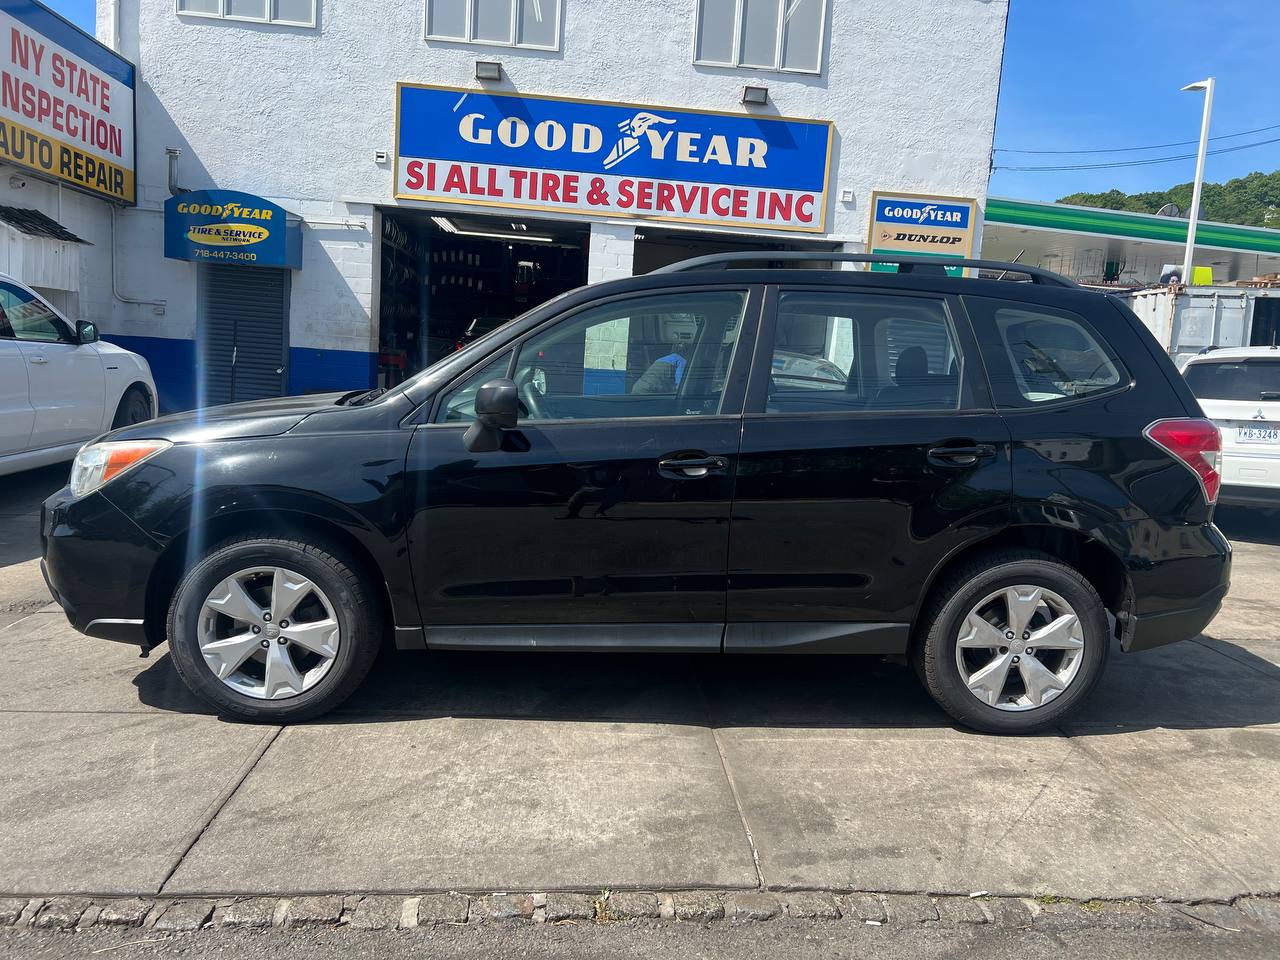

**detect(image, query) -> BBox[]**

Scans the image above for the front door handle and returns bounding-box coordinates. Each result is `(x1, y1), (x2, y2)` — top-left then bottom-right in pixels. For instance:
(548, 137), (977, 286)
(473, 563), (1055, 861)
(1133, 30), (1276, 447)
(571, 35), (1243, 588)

(658, 454), (728, 479)
(927, 443), (997, 467)
(28, 355), (48, 365)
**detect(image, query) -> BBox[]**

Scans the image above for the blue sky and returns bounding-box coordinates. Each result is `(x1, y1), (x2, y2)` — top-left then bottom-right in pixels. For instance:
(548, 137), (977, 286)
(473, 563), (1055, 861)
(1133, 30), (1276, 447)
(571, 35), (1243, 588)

(45, 0), (1280, 203)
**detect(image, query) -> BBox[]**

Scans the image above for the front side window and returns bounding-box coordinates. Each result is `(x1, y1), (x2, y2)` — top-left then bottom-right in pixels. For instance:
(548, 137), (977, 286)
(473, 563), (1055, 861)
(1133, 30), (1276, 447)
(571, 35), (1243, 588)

(435, 351), (512, 423)
(0, 283), (71, 343)
(510, 290), (749, 421)
(964, 297), (1126, 408)
(1184, 358), (1280, 402)
(426, 0), (561, 49)
(695, 0), (826, 74)
(176, 0), (316, 26)
(764, 291), (960, 413)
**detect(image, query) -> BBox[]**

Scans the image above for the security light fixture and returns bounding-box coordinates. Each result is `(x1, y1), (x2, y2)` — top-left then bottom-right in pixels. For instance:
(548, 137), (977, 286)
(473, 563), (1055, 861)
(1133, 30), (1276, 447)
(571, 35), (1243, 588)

(475, 60), (503, 82)
(741, 85), (769, 106)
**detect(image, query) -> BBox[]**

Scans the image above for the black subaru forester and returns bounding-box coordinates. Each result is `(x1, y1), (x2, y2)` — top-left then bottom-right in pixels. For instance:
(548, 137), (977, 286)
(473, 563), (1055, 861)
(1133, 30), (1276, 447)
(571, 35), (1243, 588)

(41, 254), (1230, 734)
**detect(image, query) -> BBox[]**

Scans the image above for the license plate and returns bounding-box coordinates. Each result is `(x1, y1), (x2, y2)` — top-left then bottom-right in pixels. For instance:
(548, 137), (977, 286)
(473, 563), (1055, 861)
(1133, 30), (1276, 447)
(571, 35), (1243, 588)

(1238, 425), (1280, 443)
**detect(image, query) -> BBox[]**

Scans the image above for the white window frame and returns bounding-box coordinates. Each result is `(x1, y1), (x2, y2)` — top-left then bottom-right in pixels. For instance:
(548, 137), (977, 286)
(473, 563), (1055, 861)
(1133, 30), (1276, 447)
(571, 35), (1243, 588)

(424, 0), (563, 52)
(174, 0), (317, 28)
(693, 0), (828, 75)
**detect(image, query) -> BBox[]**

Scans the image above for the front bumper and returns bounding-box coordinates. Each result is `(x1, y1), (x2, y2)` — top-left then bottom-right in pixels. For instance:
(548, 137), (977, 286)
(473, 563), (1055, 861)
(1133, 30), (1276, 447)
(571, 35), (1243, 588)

(41, 488), (161, 647)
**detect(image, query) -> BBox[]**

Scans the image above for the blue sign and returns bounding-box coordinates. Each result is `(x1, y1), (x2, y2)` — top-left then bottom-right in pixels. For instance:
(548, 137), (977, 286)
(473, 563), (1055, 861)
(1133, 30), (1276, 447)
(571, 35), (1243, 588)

(873, 197), (973, 230)
(395, 84), (833, 232)
(164, 190), (301, 268)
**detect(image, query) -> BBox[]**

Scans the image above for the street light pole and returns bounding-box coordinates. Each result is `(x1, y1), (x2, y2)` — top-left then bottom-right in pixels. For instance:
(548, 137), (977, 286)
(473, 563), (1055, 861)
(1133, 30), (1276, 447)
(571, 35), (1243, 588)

(1181, 77), (1215, 285)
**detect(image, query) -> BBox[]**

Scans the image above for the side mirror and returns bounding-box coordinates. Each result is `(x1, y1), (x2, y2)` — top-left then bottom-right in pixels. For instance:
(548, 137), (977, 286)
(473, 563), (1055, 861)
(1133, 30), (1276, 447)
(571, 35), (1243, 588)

(464, 378), (519, 452)
(75, 320), (99, 344)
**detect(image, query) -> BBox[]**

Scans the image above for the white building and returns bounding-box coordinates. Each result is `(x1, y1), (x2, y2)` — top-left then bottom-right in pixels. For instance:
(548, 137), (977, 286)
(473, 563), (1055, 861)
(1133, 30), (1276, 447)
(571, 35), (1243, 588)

(3, 0), (1011, 410)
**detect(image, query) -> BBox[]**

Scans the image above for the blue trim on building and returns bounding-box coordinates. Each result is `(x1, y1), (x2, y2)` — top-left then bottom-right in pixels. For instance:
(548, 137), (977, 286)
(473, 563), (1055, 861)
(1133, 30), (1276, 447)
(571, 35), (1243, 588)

(289, 346), (377, 395)
(103, 337), (376, 412)
(103, 335), (196, 413)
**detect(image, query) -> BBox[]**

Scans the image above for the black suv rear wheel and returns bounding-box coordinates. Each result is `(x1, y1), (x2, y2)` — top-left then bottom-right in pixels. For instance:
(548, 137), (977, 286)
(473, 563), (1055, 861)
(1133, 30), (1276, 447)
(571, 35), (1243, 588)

(915, 549), (1109, 734)
(166, 534), (382, 722)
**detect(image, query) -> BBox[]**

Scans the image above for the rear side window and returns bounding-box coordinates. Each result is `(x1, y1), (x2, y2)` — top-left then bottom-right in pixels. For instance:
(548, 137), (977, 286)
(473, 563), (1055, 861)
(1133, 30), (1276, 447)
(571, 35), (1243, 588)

(764, 290), (961, 413)
(1184, 359), (1280, 401)
(963, 297), (1126, 408)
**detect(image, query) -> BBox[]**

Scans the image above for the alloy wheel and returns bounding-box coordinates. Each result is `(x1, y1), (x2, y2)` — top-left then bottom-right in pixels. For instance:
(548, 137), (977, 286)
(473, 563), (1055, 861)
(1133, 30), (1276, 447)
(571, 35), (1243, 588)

(954, 584), (1085, 712)
(197, 565), (341, 700)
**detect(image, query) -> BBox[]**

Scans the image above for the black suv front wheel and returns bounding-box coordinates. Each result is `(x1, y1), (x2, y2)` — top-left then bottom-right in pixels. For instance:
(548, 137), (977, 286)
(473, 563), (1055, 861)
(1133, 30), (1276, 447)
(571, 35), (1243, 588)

(167, 534), (382, 722)
(916, 549), (1110, 734)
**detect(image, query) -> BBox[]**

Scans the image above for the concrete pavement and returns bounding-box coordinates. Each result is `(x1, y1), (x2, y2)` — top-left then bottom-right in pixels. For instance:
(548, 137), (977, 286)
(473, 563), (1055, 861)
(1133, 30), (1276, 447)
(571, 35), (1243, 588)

(2, 464), (1279, 904)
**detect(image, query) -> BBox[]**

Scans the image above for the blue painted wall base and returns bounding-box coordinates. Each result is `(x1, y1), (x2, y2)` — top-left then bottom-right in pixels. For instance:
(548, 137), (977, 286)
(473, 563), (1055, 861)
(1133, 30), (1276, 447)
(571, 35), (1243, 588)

(105, 335), (376, 413)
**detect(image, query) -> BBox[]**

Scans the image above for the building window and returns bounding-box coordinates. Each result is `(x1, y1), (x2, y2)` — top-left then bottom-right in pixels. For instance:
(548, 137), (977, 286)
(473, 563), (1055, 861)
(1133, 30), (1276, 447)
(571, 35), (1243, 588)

(175, 0), (316, 27)
(425, 0), (561, 50)
(695, 0), (826, 74)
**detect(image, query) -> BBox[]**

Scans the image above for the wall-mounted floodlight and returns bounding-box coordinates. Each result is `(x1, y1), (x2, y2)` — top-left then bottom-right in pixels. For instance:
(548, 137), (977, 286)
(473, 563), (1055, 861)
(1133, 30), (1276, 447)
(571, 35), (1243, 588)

(475, 61), (503, 82)
(741, 85), (769, 106)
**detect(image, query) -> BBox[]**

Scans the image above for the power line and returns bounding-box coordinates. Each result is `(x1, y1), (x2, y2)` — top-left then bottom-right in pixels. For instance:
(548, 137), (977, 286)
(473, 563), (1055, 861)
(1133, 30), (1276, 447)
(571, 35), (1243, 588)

(994, 135), (1280, 172)
(995, 121), (1280, 155)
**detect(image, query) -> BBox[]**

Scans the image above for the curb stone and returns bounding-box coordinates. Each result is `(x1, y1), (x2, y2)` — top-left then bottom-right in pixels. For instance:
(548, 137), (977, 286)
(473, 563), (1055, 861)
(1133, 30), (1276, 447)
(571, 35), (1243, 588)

(884, 894), (938, 924)
(784, 892), (841, 920)
(96, 898), (151, 927)
(0, 900), (27, 926)
(2, 891), (1275, 935)
(284, 895), (344, 927)
(33, 897), (91, 930)
(841, 893), (887, 924)
(726, 892), (782, 922)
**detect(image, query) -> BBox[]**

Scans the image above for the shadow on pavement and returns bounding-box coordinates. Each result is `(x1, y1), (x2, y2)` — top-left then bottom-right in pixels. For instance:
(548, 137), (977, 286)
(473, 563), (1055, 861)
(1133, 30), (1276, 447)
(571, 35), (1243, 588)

(131, 630), (1280, 735)
(0, 463), (69, 567)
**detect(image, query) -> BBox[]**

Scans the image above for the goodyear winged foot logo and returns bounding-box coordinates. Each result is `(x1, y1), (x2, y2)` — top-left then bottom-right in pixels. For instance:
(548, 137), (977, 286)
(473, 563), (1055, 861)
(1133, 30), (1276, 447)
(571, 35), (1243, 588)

(602, 112), (676, 170)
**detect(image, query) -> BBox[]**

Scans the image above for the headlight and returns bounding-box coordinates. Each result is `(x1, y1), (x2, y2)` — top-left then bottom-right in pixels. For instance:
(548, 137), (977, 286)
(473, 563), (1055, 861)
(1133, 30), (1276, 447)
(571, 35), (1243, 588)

(70, 440), (172, 498)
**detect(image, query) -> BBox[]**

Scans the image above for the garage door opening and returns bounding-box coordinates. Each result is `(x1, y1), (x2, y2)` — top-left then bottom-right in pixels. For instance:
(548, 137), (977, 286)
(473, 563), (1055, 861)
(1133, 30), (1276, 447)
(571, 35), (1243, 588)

(376, 210), (588, 386)
(632, 226), (841, 275)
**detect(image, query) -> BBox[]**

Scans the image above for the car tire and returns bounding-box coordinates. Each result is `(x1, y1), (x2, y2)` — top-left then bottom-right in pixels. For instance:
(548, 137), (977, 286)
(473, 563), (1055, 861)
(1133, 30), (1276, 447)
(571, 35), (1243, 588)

(112, 387), (152, 428)
(914, 548), (1109, 734)
(166, 534), (383, 722)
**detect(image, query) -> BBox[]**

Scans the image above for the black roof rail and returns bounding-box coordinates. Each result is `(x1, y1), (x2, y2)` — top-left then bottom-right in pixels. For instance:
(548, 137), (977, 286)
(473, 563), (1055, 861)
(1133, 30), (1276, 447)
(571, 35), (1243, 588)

(650, 251), (1078, 288)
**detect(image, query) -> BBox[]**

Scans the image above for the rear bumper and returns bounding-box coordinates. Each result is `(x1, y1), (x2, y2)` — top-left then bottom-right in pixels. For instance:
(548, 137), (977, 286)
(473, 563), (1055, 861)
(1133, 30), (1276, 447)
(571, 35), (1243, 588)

(1124, 580), (1229, 653)
(41, 488), (160, 647)
(1119, 521), (1231, 653)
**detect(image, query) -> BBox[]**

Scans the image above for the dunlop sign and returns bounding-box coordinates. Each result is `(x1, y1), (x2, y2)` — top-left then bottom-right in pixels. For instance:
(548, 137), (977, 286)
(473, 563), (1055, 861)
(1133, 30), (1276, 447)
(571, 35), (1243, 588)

(0, 1), (135, 203)
(163, 189), (301, 268)
(868, 191), (978, 274)
(395, 83), (834, 232)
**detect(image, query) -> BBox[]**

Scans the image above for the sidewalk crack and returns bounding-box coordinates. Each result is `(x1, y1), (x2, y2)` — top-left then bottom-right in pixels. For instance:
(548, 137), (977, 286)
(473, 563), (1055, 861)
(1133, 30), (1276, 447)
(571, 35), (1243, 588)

(693, 667), (766, 890)
(156, 725), (283, 894)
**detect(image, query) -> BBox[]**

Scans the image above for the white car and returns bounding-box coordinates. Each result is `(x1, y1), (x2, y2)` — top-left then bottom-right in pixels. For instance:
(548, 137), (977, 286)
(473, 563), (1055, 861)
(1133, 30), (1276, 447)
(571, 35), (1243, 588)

(1182, 345), (1280, 507)
(0, 274), (157, 477)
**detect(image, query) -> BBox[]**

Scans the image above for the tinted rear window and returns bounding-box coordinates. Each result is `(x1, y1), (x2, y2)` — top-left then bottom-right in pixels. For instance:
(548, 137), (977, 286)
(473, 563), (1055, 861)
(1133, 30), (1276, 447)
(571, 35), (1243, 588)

(1184, 359), (1280, 401)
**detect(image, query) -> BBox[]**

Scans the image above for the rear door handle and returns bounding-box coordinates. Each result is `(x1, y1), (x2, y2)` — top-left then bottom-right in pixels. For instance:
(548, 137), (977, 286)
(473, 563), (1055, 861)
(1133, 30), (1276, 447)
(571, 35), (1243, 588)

(927, 443), (997, 466)
(28, 355), (48, 365)
(658, 454), (729, 479)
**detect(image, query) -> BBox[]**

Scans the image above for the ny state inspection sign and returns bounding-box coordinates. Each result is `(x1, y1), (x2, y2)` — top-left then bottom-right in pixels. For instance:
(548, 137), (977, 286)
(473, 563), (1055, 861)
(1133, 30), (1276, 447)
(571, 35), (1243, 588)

(0, 1), (135, 203)
(395, 84), (833, 233)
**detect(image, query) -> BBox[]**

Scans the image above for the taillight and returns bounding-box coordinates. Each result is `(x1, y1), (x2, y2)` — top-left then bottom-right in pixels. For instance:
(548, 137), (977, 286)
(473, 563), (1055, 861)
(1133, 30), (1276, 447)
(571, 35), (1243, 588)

(1144, 418), (1221, 504)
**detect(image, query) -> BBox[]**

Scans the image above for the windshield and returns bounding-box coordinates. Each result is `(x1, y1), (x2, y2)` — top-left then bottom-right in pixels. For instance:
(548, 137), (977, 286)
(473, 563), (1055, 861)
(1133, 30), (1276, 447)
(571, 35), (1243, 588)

(1184, 358), (1280, 401)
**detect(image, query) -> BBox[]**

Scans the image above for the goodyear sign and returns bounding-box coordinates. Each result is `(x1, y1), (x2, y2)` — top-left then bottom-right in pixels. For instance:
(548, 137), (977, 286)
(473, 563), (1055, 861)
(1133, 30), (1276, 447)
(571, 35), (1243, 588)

(395, 84), (833, 232)
(868, 191), (978, 275)
(0, 1), (135, 203)
(163, 190), (301, 268)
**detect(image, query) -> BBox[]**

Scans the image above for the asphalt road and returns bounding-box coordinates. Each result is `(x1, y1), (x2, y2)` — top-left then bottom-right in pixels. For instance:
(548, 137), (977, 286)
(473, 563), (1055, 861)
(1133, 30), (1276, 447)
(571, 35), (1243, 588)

(2, 460), (1279, 916)
(3, 920), (1279, 960)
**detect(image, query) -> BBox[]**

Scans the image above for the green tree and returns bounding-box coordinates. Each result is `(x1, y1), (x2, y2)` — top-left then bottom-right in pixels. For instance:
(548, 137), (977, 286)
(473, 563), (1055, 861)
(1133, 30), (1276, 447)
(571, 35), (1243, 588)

(1058, 169), (1280, 228)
